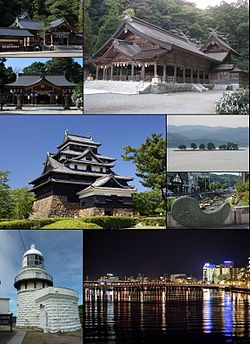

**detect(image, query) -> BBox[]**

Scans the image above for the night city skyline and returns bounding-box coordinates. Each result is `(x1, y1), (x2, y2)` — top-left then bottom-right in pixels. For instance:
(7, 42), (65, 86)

(85, 230), (250, 280)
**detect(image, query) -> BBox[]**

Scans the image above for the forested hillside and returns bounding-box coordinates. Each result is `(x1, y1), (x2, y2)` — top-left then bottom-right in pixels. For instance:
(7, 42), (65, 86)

(0, 0), (82, 29)
(84, 0), (249, 70)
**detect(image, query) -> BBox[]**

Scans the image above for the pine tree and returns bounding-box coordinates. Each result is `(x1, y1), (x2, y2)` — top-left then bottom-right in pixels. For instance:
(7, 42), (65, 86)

(84, 1), (93, 54)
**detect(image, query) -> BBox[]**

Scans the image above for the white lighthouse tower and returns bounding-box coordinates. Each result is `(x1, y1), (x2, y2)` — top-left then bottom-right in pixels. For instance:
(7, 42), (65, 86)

(14, 244), (81, 333)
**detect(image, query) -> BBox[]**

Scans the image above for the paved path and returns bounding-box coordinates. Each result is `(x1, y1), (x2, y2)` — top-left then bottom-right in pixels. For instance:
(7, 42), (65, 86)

(0, 107), (83, 115)
(84, 91), (225, 114)
(7, 331), (26, 344)
(0, 51), (82, 58)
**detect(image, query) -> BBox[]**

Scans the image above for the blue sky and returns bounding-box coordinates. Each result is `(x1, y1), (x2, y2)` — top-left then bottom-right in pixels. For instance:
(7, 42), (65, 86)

(0, 230), (83, 315)
(5, 58), (83, 72)
(0, 115), (165, 191)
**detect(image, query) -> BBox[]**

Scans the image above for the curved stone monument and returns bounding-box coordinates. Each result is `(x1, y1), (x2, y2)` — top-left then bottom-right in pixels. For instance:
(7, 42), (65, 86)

(171, 196), (231, 228)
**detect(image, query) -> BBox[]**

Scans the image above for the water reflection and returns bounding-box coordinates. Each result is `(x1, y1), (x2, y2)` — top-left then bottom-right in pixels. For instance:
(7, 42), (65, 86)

(85, 287), (250, 343)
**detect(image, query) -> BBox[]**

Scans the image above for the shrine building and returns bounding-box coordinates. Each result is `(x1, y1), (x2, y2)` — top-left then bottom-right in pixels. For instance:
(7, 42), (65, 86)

(91, 15), (248, 88)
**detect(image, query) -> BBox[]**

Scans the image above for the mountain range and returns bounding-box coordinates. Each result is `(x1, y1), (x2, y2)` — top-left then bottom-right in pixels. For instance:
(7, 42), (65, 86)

(167, 125), (249, 148)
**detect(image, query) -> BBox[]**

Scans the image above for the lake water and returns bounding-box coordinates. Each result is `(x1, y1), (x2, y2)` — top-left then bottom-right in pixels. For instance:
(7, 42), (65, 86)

(84, 288), (250, 344)
(167, 148), (249, 172)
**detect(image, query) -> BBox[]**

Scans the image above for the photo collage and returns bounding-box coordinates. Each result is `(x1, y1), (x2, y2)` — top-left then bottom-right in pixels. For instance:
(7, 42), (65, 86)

(0, 0), (249, 344)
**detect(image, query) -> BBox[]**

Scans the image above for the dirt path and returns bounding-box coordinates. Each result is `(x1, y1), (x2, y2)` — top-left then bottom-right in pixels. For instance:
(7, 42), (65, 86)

(22, 330), (82, 344)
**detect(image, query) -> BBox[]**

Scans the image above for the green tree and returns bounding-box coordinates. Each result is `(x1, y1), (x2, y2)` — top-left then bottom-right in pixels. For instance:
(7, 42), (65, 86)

(178, 144), (187, 150)
(207, 142), (216, 150)
(199, 144), (205, 150)
(132, 190), (162, 216)
(45, 58), (82, 83)
(22, 62), (46, 74)
(191, 143), (197, 150)
(72, 83), (83, 109)
(95, 1), (122, 50)
(84, 0), (93, 55)
(10, 188), (36, 219)
(0, 171), (12, 219)
(122, 133), (166, 201)
(0, 58), (15, 110)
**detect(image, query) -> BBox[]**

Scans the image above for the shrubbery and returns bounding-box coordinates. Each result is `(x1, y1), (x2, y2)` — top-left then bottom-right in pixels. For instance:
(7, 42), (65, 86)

(167, 197), (176, 212)
(137, 217), (165, 227)
(216, 88), (249, 115)
(0, 218), (63, 229)
(83, 216), (137, 229)
(42, 219), (102, 229)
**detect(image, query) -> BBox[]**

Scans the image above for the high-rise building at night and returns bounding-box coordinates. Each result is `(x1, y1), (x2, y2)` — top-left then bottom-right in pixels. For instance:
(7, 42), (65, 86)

(202, 261), (238, 283)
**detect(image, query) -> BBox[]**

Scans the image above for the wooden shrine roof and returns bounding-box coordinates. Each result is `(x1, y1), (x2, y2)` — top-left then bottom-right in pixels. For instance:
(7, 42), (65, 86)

(94, 16), (221, 62)
(0, 27), (34, 37)
(7, 74), (75, 87)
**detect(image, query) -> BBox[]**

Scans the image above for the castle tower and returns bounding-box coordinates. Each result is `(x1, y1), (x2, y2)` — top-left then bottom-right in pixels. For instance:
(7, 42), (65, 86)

(14, 244), (53, 328)
(14, 244), (81, 333)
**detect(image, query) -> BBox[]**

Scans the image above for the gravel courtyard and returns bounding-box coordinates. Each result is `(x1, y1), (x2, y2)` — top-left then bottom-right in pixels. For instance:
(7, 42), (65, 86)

(84, 90), (226, 114)
(0, 107), (83, 115)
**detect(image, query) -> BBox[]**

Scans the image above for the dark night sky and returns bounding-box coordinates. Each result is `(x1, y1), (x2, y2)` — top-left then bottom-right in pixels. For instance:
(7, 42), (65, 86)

(84, 230), (250, 280)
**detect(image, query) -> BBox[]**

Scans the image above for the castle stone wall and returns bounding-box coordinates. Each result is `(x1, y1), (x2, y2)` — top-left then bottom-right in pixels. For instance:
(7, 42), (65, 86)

(79, 207), (133, 217)
(31, 195), (80, 218)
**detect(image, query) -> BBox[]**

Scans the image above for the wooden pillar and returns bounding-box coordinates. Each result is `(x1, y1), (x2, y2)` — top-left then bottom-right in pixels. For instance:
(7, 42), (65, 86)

(102, 67), (105, 80)
(197, 69), (200, 83)
(141, 64), (145, 80)
(50, 33), (53, 46)
(174, 65), (177, 83)
(191, 68), (193, 83)
(131, 63), (134, 80)
(163, 64), (166, 82)
(203, 71), (206, 84)
(183, 67), (185, 83)
(64, 94), (70, 110)
(110, 65), (114, 80)
(15, 94), (22, 110)
(96, 66), (99, 80)
(154, 60), (157, 77)
(120, 66), (123, 80)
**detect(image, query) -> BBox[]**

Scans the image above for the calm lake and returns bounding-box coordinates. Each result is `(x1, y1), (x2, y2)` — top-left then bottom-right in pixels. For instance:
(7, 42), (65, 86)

(84, 288), (250, 344)
(167, 148), (249, 171)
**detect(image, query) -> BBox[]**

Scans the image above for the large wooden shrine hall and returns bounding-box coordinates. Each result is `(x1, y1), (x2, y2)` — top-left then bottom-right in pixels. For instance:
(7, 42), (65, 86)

(6, 73), (76, 109)
(92, 15), (248, 87)
(30, 132), (136, 218)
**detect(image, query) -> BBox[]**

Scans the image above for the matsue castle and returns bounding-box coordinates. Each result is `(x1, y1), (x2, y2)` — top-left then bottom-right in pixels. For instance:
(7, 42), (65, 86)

(14, 244), (81, 333)
(87, 15), (248, 88)
(30, 132), (136, 218)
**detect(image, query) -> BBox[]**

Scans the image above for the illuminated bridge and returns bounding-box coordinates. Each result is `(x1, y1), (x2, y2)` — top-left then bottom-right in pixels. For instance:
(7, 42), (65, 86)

(84, 281), (249, 293)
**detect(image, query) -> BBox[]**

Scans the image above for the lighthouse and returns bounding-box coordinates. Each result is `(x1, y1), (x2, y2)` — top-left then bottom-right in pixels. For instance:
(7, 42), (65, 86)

(14, 244), (81, 333)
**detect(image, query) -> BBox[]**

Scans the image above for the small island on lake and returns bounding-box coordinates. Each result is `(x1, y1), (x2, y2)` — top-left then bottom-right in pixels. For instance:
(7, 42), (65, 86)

(176, 142), (242, 151)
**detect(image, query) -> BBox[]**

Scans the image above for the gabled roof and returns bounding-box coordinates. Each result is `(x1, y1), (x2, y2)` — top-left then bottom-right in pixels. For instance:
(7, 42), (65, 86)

(6, 74), (75, 88)
(10, 18), (44, 31)
(0, 28), (34, 37)
(48, 18), (77, 32)
(30, 156), (133, 184)
(58, 133), (102, 149)
(67, 148), (116, 164)
(204, 52), (229, 62)
(91, 174), (132, 188)
(94, 15), (220, 62)
(200, 32), (239, 56)
(211, 64), (248, 73)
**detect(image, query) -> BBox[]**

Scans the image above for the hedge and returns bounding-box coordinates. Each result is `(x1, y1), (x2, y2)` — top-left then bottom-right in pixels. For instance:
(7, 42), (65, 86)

(167, 197), (176, 212)
(0, 218), (65, 229)
(83, 216), (137, 229)
(137, 217), (165, 227)
(42, 219), (102, 229)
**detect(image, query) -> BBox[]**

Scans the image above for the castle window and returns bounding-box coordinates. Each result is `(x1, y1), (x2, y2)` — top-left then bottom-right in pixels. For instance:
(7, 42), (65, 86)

(86, 155), (92, 161)
(34, 281), (37, 289)
(74, 164), (78, 170)
(86, 165), (92, 172)
(25, 281), (27, 289)
(100, 168), (103, 173)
